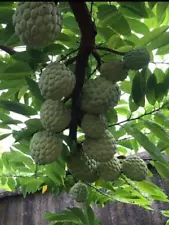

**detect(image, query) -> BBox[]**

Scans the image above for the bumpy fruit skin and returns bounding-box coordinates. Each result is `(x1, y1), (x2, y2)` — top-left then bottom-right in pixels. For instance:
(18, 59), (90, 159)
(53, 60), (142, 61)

(122, 156), (148, 181)
(39, 62), (76, 100)
(67, 151), (99, 183)
(70, 183), (88, 203)
(100, 60), (128, 83)
(83, 130), (117, 162)
(81, 77), (121, 115)
(123, 47), (150, 70)
(81, 114), (108, 139)
(30, 130), (62, 165)
(13, 2), (62, 48)
(40, 99), (71, 133)
(98, 157), (121, 181)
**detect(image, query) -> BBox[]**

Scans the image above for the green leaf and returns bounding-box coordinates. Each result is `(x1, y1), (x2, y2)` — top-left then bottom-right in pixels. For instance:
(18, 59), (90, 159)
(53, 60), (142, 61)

(25, 76), (44, 103)
(127, 18), (149, 34)
(0, 133), (11, 140)
(148, 32), (169, 51)
(154, 112), (169, 128)
(156, 43), (169, 55)
(44, 210), (81, 223)
(153, 161), (169, 180)
(0, 8), (14, 23)
(135, 181), (169, 200)
(131, 72), (145, 107)
(148, 2), (157, 9)
(43, 43), (66, 56)
(119, 2), (150, 18)
(1, 62), (32, 80)
(146, 74), (157, 105)
(144, 120), (169, 144)
(1, 119), (22, 125)
(0, 100), (37, 116)
(85, 205), (96, 225)
(125, 125), (168, 164)
(135, 25), (169, 48)
(156, 2), (168, 24)
(98, 5), (131, 35)
(69, 207), (88, 225)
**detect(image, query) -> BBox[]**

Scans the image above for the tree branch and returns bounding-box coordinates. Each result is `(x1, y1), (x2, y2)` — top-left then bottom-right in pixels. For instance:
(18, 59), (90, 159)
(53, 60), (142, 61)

(68, 2), (97, 142)
(95, 46), (125, 56)
(0, 45), (16, 55)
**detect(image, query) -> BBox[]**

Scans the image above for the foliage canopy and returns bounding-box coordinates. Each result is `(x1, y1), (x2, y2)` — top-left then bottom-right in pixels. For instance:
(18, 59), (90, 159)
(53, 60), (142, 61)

(1, 2), (169, 224)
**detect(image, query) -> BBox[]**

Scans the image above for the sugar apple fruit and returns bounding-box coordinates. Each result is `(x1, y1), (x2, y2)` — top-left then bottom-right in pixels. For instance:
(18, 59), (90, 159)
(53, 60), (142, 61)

(39, 62), (76, 100)
(98, 157), (121, 181)
(81, 77), (121, 115)
(100, 60), (128, 83)
(67, 151), (99, 183)
(30, 130), (62, 165)
(13, 2), (62, 48)
(40, 99), (71, 133)
(123, 47), (150, 70)
(70, 183), (88, 203)
(83, 130), (117, 162)
(81, 114), (108, 139)
(122, 156), (148, 181)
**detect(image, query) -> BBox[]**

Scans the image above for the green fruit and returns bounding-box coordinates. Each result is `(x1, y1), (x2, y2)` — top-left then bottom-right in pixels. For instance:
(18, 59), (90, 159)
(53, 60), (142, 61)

(39, 62), (76, 100)
(123, 47), (150, 70)
(25, 118), (43, 133)
(81, 77), (120, 115)
(40, 99), (71, 133)
(98, 157), (121, 181)
(81, 114), (108, 139)
(122, 156), (148, 181)
(13, 2), (62, 48)
(100, 60), (128, 83)
(67, 151), (99, 183)
(30, 130), (62, 165)
(83, 130), (117, 162)
(70, 183), (88, 203)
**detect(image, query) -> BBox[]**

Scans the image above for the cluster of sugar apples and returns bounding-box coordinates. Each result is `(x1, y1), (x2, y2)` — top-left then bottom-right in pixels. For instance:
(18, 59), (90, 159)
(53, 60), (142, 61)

(68, 48), (150, 183)
(12, 3), (150, 185)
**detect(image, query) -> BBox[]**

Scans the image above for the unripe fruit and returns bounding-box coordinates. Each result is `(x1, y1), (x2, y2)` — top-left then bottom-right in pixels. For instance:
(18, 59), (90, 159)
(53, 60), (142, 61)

(81, 77), (121, 115)
(67, 151), (99, 183)
(100, 60), (128, 83)
(81, 114), (108, 139)
(40, 99), (71, 133)
(13, 2), (62, 48)
(39, 62), (76, 100)
(123, 47), (150, 70)
(70, 183), (88, 203)
(30, 130), (62, 165)
(98, 157), (121, 181)
(83, 130), (117, 162)
(122, 156), (148, 181)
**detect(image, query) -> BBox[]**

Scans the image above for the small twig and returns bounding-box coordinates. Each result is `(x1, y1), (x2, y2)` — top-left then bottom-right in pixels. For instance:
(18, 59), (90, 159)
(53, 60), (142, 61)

(95, 46), (125, 56)
(92, 49), (102, 71)
(65, 55), (77, 66)
(59, 48), (79, 63)
(109, 103), (168, 127)
(121, 174), (151, 201)
(150, 61), (169, 65)
(0, 45), (16, 55)
(83, 180), (114, 200)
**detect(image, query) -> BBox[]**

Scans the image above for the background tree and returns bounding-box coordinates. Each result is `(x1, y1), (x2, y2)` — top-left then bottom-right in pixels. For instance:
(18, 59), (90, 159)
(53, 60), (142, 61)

(1, 1), (169, 225)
